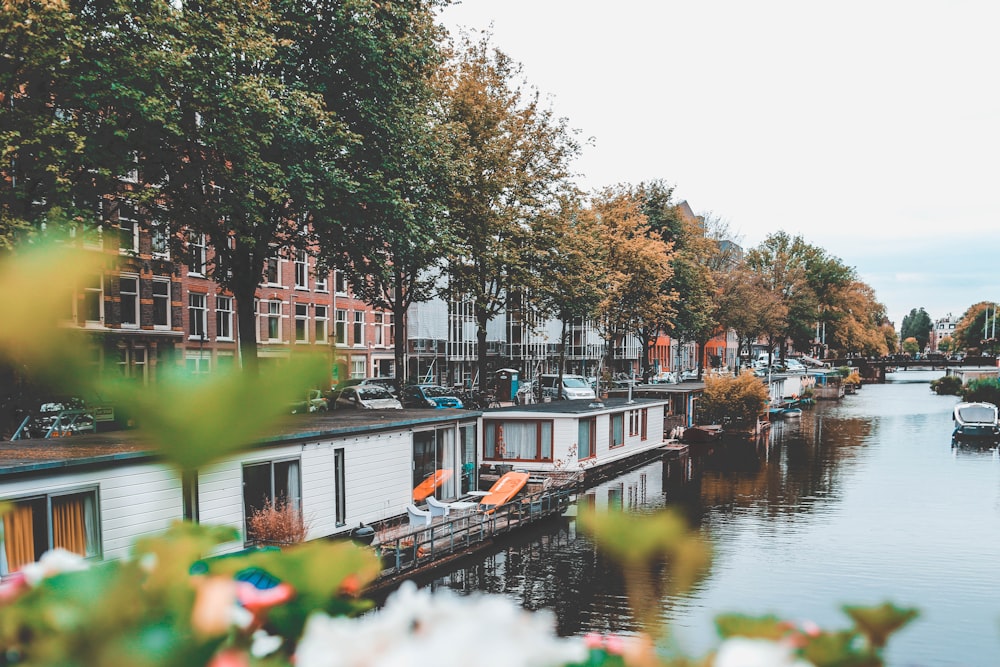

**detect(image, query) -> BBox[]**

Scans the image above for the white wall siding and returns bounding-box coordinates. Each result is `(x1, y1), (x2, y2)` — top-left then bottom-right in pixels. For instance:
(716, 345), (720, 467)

(0, 463), (182, 562)
(343, 431), (412, 528)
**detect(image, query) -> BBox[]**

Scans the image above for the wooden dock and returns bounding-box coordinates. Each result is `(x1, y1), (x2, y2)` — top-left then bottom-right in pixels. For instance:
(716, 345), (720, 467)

(366, 484), (577, 594)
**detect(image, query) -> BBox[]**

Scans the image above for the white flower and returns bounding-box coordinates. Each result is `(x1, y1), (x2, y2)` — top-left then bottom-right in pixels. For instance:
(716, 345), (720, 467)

(20, 548), (89, 586)
(714, 637), (815, 667)
(296, 581), (586, 667)
(251, 630), (284, 658)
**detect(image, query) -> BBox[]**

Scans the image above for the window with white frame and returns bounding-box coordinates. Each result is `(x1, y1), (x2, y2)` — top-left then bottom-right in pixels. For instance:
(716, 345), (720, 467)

(151, 215), (170, 259)
(116, 345), (147, 383)
(83, 273), (104, 324)
(242, 459), (301, 544)
(294, 251), (308, 289)
(484, 420), (554, 461)
(315, 269), (328, 293)
(352, 311), (364, 346)
(294, 303), (309, 343)
(350, 356), (366, 379)
(266, 300), (282, 341)
(188, 233), (207, 275)
(374, 312), (385, 346)
(334, 270), (347, 295)
(314, 305), (329, 344)
(122, 151), (139, 183)
(185, 350), (211, 375)
(0, 489), (101, 575)
(387, 313), (395, 346)
(117, 200), (139, 254)
(216, 295), (233, 340)
(265, 256), (280, 286)
(335, 309), (348, 345)
(189, 293), (207, 339)
(119, 275), (139, 327)
(152, 278), (171, 329)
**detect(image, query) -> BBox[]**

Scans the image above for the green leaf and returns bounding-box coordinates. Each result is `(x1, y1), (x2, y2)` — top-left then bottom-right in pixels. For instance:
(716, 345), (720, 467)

(842, 602), (919, 650)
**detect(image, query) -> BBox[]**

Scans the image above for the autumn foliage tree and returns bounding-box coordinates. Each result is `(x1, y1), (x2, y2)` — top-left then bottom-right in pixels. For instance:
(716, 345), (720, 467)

(440, 33), (580, 391)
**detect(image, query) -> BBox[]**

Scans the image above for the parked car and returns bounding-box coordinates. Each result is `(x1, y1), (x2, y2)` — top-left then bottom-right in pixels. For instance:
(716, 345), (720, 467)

(334, 385), (402, 410)
(290, 389), (328, 415)
(536, 374), (597, 400)
(327, 377), (399, 403)
(400, 384), (464, 409)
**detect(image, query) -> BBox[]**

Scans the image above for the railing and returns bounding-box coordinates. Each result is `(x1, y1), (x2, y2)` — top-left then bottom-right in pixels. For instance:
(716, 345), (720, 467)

(375, 485), (578, 578)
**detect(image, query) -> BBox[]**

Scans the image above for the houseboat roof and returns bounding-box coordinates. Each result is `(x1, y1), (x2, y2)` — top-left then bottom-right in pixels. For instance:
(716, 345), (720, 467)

(0, 408), (477, 477)
(606, 383), (705, 398)
(484, 397), (668, 416)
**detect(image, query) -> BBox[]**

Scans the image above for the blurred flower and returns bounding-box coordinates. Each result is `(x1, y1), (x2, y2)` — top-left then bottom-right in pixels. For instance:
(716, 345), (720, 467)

(296, 581), (587, 667)
(0, 571), (28, 603)
(714, 637), (815, 667)
(20, 548), (89, 586)
(191, 577), (238, 638)
(207, 648), (249, 667)
(251, 630), (284, 658)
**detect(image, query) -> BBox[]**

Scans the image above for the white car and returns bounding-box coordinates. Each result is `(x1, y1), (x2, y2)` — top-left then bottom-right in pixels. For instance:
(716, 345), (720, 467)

(335, 385), (402, 410)
(537, 374), (597, 400)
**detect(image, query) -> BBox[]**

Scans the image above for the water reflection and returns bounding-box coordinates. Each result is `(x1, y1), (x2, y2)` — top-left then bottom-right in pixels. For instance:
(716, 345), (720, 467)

(424, 372), (1000, 665)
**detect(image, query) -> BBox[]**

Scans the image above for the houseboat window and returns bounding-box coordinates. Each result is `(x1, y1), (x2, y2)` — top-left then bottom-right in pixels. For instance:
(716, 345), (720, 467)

(413, 428), (457, 500)
(578, 418), (595, 460)
(1, 489), (100, 576)
(610, 413), (625, 448)
(460, 424), (477, 493)
(334, 449), (346, 527)
(242, 459), (301, 542)
(641, 408), (648, 440)
(484, 420), (553, 462)
(627, 408), (649, 440)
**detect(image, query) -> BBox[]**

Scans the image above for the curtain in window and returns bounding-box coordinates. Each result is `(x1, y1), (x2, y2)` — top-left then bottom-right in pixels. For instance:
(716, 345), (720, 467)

(285, 461), (301, 510)
(611, 413), (624, 446)
(82, 494), (99, 556)
(502, 422), (536, 459)
(540, 422), (552, 459)
(438, 429), (456, 498)
(3, 503), (36, 572)
(578, 419), (592, 459)
(52, 495), (87, 556)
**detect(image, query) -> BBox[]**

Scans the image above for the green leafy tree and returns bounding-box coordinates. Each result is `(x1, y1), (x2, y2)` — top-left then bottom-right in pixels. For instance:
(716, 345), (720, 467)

(953, 302), (998, 354)
(900, 308), (933, 353)
(440, 33), (580, 391)
(314, 0), (454, 382)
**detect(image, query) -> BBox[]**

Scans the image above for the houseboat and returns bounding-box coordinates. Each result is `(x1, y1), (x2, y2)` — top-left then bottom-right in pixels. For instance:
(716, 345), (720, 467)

(479, 397), (674, 485)
(0, 408), (481, 577)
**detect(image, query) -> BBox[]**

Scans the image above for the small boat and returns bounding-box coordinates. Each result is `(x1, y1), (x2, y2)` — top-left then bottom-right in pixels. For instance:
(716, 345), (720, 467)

(682, 424), (723, 443)
(479, 471), (530, 513)
(412, 469), (453, 502)
(952, 402), (1000, 440)
(781, 407), (803, 418)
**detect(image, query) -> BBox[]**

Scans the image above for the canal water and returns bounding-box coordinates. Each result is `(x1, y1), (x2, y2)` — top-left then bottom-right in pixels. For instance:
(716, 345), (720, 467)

(425, 370), (1000, 666)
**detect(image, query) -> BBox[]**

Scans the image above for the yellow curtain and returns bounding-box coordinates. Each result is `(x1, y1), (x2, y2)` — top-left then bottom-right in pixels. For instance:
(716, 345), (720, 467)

(3, 504), (36, 572)
(52, 496), (87, 556)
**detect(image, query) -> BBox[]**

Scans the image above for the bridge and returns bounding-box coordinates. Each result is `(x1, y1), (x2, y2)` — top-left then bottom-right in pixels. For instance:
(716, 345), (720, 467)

(825, 355), (998, 383)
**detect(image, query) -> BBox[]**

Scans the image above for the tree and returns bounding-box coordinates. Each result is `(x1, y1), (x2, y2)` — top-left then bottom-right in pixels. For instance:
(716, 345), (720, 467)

(900, 308), (933, 353)
(697, 371), (769, 429)
(583, 187), (674, 378)
(745, 232), (813, 363)
(313, 0), (454, 382)
(440, 33), (580, 391)
(528, 197), (603, 392)
(953, 302), (998, 355)
(902, 337), (919, 355)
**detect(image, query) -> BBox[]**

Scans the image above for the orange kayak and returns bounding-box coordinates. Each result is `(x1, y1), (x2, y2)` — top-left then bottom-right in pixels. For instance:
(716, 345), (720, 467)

(413, 469), (453, 502)
(479, 471), (530, 513)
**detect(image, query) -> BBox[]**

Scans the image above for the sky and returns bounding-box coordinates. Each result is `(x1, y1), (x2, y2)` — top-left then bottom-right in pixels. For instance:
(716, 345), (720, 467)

(437, 0), (1000, 328)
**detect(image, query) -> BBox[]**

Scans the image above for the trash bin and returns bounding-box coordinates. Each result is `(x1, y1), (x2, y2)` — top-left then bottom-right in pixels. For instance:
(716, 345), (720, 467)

(495, 368), (519, 402)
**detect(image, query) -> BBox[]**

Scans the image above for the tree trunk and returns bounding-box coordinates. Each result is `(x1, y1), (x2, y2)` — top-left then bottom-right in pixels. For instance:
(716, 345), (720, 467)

(234, 280), (259, 377)
(476, 303), (489, 393)
(557, 316), (568, 401)
(393, 300), (407, 384)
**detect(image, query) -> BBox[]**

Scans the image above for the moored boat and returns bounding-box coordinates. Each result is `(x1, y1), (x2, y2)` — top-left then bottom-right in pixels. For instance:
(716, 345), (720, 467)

(952, 402), (1000, 440)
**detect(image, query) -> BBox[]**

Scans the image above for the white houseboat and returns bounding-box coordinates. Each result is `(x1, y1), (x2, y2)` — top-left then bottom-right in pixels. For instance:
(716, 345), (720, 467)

(0, 409), (479, 577)
(479, 397), (673, 484)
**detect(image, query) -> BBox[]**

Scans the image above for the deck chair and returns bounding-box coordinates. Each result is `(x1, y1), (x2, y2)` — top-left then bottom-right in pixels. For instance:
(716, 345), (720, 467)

(406, 503), (432, 527)
(425, 496), (451, 517)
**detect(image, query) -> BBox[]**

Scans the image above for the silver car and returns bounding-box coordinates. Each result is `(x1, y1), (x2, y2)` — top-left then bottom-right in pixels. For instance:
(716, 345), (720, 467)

(335, 385), (402, 410)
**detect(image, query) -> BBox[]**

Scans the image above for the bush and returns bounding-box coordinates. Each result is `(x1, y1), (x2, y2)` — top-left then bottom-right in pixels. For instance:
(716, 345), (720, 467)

(930, 375), (962, 395)
(698, 371), (770, 427)
(960, 377), (1000, 405)
(248, 496), (309, 546)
